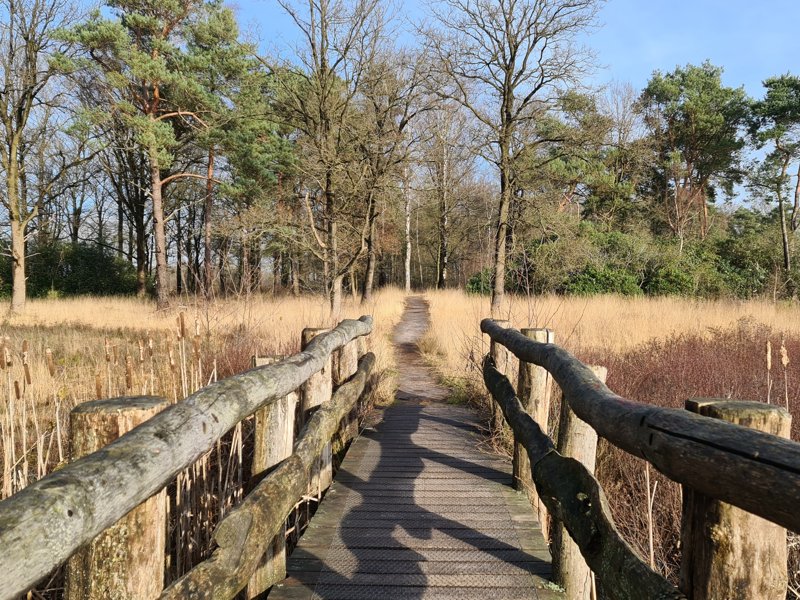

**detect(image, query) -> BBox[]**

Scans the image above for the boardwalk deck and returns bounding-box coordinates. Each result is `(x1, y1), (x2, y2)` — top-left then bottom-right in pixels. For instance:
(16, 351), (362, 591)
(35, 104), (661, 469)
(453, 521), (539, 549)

(270, 298), (562, 600)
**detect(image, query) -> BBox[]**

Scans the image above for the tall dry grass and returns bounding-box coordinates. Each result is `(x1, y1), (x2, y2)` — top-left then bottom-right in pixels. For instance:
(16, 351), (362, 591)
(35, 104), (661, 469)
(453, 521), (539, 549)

(0, 288), (405, 593)
(422, 289), (800, 594)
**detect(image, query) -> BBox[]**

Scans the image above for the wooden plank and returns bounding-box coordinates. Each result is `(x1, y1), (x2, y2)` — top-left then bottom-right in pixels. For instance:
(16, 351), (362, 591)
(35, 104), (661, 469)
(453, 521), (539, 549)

(515, 328), (554, 536)
(480, 318), (800, 534)
(0, 316), (372, 599)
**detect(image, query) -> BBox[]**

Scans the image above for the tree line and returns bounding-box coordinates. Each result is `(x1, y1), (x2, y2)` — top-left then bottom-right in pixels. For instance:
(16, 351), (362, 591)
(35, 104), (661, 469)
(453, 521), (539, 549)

(1, 0), (798, 317)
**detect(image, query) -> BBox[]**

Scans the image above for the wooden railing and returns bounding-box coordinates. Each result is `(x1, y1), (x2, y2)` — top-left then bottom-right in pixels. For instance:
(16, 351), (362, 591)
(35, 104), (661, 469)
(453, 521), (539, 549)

(481, 318), (799, 600)
(0, 316), (374, 600)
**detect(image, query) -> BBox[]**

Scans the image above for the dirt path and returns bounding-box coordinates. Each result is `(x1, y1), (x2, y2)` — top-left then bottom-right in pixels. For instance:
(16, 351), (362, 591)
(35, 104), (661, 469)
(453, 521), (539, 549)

(393, 296), (449, 403)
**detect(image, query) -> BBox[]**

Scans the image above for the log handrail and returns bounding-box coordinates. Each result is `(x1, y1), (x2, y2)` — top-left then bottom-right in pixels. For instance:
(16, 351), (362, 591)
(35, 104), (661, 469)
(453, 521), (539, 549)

(0, 316), (373, 599)
(480, 318), (800, 533)
(483, 355), (685, 599)
(161, 352), (376, 598)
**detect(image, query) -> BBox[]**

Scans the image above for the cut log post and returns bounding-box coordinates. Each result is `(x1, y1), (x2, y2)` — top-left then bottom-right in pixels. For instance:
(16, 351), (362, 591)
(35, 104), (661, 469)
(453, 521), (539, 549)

(246, 356), (298, 599)
(488, 319), (511, 433)
(553, 365), (606, 600)
(514, 328), (555, 528)
(301, 328), (333, 495)
(680, 399), (790, 600)
(333, 339), (361, 448)
(65, 396), (168, 600)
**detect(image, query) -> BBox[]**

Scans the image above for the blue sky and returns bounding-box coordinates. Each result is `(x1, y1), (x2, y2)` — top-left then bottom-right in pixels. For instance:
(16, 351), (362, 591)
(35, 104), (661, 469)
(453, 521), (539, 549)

(229, 0), (800, 98)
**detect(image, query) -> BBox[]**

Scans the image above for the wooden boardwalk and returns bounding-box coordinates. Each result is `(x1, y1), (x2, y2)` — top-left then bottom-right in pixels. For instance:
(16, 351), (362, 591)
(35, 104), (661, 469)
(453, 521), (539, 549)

(270, 298), (560, 600)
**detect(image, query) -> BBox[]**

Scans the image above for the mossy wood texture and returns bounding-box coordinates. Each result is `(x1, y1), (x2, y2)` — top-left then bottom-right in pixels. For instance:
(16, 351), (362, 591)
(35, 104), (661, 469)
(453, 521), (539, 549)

(247, 355), (298, 599)
(480, 318), (800, 534)
(0, 316), (372, 599)
(161, 352), (376, 599)
(482, 355), (685, 600)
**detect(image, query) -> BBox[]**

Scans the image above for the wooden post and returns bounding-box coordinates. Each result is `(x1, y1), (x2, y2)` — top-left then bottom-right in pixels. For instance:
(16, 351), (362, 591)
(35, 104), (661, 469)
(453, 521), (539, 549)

(333, 339), (361, 447)
(301, 328), (333, 495)
(552, 365), (606, 600)
(488, 319), (511, 433)
(680, 399), (790, 600)
(247, 357), (298, 598)
(514, 329), (554, 526)
(65, 396), (168, 600)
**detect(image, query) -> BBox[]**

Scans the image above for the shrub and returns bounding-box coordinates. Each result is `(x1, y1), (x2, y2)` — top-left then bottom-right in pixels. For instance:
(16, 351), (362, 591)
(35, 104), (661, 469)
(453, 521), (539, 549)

(643, 264), (694, 296)
(466, 268), (493, 295)
(565, 265), (642, 296)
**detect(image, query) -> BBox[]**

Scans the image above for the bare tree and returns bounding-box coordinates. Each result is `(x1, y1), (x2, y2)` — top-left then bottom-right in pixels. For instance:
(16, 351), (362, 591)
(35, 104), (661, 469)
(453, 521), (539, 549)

(427, 0), (600, 314)
(275, 0), (387, 318)
(0, 0), (76, 311)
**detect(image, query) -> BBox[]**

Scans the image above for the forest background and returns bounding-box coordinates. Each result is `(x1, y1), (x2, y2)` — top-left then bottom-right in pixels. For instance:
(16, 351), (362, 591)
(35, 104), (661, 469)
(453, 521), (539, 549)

(2, 0), (800, 314)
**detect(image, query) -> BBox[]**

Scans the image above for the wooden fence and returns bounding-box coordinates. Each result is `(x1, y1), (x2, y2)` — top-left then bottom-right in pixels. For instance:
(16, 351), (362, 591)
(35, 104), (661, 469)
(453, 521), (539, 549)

(481, 318), (799, 600)
(0, 316), (374, 600)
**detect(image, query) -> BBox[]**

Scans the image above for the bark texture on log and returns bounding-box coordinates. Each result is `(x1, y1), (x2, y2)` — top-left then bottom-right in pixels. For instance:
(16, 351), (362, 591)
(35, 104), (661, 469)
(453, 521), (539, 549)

(552, 365), (606, 600)
(680, 399), (790, 600)
(161, 353), (376, 600)
(483, 356), (685, 600)
(247, 356), (297, 599)
(66, 397), (168, 600)
(488, 320), (511, 433)
(480, 318), (800, 534)
(301, 328), (333, 494)
(0, 316), (372, 599)
(514, 328), (554, 533)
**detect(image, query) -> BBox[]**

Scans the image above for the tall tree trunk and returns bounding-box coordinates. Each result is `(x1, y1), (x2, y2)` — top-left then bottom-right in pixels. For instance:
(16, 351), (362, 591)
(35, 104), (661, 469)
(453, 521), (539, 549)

(437, 163), (449, 289)
(203, 147), (214, 298)
(491, 146), (511, 316)
(117, 200), (124, 257)
(8, 146), (26, 312)
(330, 274), (344, 321)
(792, 162), (800, 233)
(361, 205), (377, 304)
(10, 218), (26, 313)
(150, 156), (170, 309)
(350, 266), (358, 302)
(134, 206), (147, 298)
(326, 173), (339, 315)
(290, 252), (300, 296)
(404, 170), (412, 294)
(176, 207), (183, 295)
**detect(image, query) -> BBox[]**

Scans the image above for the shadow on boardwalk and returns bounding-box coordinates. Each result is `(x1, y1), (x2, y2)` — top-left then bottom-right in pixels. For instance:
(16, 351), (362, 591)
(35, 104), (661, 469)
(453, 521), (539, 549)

(271, 297), (556, 600)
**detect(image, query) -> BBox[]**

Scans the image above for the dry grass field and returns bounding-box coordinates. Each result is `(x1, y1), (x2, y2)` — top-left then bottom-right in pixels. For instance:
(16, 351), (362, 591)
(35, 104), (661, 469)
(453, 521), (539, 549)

(0, 288), (404, 498)
(422, 289), (800, 592)
(0, 288), (405, 590)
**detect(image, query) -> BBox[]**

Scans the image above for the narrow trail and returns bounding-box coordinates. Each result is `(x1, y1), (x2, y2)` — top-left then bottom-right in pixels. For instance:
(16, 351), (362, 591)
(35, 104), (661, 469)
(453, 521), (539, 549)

(271, 297), (558, 599)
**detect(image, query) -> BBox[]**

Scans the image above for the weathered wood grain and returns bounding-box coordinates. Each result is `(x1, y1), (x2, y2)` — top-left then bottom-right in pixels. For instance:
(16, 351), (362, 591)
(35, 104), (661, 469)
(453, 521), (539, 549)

(65, 396), (168, 600)
(552, 365), (606, 600)
(483, 355), (685, 600)
(247, 356), (298, 599)
(680, 399), (790, 600)
(514, 328), (554, 533)
(480, 318), (800, 534)
(0, 316), (372, 600)
(160, 352), (376, 600)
